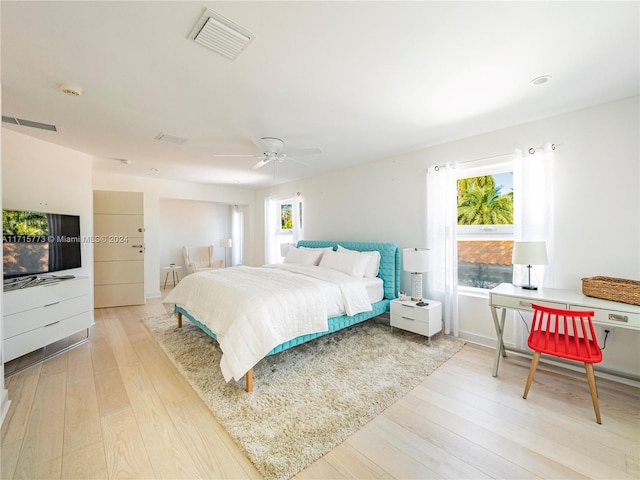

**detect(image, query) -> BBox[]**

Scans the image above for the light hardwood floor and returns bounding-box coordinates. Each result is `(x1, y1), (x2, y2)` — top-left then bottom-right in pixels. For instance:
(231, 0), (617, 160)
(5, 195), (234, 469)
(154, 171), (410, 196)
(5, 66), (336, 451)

(2, 294), (639, 479)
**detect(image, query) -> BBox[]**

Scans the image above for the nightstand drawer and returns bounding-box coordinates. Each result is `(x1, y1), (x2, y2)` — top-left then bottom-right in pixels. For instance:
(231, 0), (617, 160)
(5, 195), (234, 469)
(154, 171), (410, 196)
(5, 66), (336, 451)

(390, 302), (429, 322)
(390, 314), (430, 336)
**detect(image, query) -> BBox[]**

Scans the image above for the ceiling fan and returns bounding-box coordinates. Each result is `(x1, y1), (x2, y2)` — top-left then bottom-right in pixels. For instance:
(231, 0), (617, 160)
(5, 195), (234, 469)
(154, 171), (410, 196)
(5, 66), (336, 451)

(214, 137), (322, 169)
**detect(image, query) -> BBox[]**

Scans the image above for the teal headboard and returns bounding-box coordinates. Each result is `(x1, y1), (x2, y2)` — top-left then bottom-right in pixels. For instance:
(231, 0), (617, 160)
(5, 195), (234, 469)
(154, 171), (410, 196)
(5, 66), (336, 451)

(296, 241), (400, 300)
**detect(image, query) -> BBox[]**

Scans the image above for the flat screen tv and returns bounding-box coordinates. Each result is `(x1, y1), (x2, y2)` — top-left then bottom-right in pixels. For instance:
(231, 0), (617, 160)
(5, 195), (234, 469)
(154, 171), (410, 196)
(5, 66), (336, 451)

(3, 209), (82, 279)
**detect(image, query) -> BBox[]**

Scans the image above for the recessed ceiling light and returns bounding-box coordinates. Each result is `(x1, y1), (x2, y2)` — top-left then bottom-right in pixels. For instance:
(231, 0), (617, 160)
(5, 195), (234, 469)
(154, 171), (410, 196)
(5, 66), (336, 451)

(530, 75), (552, 86)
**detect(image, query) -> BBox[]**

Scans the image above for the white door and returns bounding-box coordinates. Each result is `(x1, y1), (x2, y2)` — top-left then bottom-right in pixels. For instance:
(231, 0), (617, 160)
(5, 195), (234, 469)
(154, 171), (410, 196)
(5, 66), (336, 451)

(93, 191), (145, 307)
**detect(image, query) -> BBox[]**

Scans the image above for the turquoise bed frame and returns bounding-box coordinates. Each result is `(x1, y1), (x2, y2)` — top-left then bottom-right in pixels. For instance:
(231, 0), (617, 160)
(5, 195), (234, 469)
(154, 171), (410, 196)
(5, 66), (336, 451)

(175, 241), (400, 390)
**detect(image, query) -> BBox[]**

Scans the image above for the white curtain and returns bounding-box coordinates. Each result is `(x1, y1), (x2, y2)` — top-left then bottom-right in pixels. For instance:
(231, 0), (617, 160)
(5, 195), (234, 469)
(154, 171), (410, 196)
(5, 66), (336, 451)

(291, 192), (303, 245)
(426, 163), (459, 336)
(512, 143), (555, 287)
(512, 142), (555, 348)
(265, 196), (277, 264)
(230, 204), (244, 266)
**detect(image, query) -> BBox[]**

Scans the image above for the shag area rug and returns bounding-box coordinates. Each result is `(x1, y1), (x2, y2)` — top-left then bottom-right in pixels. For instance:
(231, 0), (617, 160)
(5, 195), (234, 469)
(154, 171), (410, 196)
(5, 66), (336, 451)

(143, 314), (465, 480)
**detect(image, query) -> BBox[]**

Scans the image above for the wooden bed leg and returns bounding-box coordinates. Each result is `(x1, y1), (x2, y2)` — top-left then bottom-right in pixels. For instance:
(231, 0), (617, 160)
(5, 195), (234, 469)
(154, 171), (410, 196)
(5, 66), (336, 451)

(177, 312), (182, 328)
(245, 368), (253, 393)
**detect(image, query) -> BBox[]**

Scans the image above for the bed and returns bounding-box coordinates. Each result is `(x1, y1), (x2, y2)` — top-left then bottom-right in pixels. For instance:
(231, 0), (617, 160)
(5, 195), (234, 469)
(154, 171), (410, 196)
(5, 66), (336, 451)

(163, 241), (400, 392)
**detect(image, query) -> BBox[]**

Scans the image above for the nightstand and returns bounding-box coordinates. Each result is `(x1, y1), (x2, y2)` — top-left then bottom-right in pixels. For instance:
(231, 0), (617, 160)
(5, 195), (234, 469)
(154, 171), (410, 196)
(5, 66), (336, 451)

(390, 298), (442, 343)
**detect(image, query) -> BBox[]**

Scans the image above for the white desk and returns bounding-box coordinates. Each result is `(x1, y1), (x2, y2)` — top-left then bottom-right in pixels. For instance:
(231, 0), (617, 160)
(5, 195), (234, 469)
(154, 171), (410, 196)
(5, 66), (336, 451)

(489, 283), (640, 376)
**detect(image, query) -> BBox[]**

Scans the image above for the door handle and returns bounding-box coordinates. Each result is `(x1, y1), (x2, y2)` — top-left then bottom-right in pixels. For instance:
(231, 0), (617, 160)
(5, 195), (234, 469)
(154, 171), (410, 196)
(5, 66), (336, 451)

(131, 245), (143, 248)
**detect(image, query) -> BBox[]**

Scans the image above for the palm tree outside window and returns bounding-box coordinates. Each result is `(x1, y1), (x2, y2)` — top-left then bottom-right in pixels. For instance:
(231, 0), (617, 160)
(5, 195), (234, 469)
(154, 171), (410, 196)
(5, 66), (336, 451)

(456, 169), (514, 290)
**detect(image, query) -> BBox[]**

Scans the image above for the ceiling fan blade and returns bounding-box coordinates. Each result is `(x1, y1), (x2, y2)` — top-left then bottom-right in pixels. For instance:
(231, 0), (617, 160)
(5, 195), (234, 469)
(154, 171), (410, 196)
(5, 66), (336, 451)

(285, 146), (322, 157)
(253, 158), (271, 169)
(212, 154), (257, 158)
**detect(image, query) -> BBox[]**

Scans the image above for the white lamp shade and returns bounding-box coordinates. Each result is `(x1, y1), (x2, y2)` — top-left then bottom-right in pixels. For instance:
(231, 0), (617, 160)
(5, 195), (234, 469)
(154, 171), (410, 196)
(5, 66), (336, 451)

(512, 241), (548, 266)
(403, 248), (431, 273)
(220, 238), (232, 248)
(280, 243), (293, 257)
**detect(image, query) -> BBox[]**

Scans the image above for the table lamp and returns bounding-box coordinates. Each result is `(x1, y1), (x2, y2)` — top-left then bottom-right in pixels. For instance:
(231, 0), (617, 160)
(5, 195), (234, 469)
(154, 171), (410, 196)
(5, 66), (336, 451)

(512, 241), (548, 290)
(280, 243), (294, 257)
(220, 238), (232, 267)
(403, 247), (431, 301)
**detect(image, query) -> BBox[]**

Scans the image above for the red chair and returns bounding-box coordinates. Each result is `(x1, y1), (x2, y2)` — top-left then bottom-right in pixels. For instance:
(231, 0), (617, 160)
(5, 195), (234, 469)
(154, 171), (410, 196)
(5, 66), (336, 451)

(523, 303), (603, 423)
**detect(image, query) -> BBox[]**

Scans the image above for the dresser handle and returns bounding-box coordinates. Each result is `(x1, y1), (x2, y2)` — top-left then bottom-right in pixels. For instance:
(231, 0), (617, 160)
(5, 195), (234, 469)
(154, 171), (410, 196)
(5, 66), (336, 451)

(44, 321), (60, 327)
(609, 313), (628, 323)
(44, 302), (60, 308)
(401, 316), (415, 321)
(519, 301), (533, 308)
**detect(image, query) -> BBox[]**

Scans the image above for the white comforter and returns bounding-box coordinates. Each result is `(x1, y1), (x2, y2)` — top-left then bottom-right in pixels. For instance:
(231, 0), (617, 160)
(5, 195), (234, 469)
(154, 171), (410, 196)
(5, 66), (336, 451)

(162, 265), (372, 382)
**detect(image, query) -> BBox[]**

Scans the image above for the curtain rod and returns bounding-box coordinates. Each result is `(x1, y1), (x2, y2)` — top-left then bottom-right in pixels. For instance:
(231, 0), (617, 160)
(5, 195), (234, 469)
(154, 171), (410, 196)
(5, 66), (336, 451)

(433, 143), (557, 171)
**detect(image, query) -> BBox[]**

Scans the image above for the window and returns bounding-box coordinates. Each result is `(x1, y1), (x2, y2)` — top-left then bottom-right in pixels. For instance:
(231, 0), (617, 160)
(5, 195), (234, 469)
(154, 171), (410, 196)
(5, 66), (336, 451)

(456, 166), (514, 290)
(265, 193), (304, 264)
(278, 200), (302, 231)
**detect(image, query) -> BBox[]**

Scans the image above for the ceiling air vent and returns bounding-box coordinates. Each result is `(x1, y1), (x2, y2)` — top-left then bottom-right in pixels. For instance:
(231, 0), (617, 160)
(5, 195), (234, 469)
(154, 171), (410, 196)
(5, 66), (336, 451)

(2, 116), (57, 132)
(155, 132), (187, 145)
(188, 9), (255, 60)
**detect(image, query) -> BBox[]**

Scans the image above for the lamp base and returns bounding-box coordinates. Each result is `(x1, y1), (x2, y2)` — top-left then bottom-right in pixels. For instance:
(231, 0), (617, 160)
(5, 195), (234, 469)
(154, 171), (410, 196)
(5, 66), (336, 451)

(410, 272), (423, 302)
(521, 285), (538, 290)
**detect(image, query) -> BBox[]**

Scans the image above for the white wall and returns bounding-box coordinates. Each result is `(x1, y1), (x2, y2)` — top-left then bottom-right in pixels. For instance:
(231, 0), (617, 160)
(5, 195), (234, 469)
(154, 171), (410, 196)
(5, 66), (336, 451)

(253, 96), (640, 379)
(2, 128), (95, 298)
(92, 171), (254, 298)
(159, 198), (230, 272)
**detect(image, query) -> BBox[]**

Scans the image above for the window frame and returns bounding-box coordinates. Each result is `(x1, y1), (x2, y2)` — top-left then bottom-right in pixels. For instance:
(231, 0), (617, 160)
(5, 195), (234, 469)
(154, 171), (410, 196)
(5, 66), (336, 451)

(456, 161), (514, 292)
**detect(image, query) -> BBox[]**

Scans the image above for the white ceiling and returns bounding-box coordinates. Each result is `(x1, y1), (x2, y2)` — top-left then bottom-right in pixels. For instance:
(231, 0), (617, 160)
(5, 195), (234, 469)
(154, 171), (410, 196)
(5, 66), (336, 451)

(2, 1), (638, 188)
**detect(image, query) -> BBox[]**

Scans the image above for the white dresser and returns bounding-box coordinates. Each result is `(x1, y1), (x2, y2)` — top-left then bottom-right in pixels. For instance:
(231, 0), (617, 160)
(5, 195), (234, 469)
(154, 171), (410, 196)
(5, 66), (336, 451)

(3, 276), (92, 363)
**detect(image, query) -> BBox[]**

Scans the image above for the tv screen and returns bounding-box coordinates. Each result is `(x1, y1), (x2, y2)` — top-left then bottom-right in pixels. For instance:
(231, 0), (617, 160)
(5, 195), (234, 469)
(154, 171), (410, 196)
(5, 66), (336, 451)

(3, 209), (81, 279)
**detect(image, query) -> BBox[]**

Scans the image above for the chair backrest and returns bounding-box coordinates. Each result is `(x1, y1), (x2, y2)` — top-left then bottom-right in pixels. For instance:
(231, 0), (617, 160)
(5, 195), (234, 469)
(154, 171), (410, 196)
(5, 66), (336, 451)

(183, 245), (215, 273)
(528, 303), (602, 364)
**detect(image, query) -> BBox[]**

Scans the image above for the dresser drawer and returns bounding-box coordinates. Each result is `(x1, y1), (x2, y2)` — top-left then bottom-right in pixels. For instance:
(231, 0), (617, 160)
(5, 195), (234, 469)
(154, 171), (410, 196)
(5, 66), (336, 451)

(569, 305), (640, 330)
(3, 311), (92, 362)
(490, 294), (566, 312)
(4, 277), (89, 316)
(4, 295), (90, 339)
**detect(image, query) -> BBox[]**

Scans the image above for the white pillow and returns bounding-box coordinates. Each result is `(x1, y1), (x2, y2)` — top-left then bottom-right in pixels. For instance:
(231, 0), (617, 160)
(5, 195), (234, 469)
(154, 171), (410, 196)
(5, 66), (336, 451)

(299, 246), (333, 264)
(337, 245), (381, 278)
(319, 250), (370, 279)
(283, 247), (324, 265)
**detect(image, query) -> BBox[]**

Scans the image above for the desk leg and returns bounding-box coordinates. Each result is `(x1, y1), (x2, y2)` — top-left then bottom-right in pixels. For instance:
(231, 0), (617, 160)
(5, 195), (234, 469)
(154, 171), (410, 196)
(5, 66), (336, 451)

(491, 306), (508, 377)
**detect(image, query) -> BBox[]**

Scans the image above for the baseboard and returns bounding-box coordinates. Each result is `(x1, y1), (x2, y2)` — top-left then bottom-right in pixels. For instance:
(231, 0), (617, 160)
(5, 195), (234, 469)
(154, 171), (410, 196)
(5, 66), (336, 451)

(459, 331), (640, 388)
(0, 388), (10, 427)
(146, 290), (162, 299)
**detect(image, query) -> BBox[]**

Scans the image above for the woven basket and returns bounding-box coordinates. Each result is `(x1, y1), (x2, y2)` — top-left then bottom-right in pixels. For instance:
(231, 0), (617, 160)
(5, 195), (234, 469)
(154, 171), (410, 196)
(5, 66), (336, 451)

(582, 276), (640, 306)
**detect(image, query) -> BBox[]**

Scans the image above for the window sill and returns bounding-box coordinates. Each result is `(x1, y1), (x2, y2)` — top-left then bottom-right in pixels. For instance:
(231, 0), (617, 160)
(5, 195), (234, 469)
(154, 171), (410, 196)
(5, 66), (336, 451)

(457, 287), (490, 300)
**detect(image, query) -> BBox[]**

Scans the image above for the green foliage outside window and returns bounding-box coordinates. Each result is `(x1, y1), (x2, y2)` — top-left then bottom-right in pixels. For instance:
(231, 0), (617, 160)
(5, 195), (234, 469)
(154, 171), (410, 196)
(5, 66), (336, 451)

(456, 174), (514, 289)
(457, 175), (513, 225)
(280, 202), (302, 230)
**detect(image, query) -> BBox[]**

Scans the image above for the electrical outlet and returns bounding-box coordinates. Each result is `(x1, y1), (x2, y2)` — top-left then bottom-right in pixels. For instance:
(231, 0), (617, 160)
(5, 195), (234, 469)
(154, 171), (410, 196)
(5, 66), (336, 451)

(600, 327), (613, 341)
